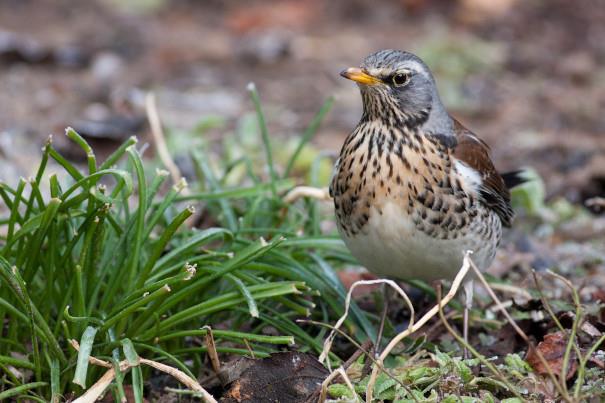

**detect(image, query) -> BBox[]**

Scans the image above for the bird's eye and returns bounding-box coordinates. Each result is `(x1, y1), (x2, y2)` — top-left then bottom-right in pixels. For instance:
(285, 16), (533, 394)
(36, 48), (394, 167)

(391, 72), (410, 87)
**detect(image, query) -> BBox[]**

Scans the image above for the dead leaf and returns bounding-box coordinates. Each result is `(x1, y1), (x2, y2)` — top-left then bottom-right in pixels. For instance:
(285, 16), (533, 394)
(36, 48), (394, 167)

(592, 289), (605, 323)
(580, 321), (602, 338)
(220, 352), (328, 403)
(526, 331), (577, 380)
(589, 355), (605, 369)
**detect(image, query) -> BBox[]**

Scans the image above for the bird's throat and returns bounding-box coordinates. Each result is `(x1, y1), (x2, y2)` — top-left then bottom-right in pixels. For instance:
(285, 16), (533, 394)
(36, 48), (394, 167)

(360, 90), (431, 131)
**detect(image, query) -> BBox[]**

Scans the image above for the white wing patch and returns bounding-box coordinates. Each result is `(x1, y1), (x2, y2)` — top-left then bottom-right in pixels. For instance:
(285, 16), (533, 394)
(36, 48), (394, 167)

(454, 159), (482, 193)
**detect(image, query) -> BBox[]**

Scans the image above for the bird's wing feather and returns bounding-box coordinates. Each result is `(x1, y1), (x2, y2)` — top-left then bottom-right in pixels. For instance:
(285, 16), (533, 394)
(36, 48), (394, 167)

(433, 119), (515, 227)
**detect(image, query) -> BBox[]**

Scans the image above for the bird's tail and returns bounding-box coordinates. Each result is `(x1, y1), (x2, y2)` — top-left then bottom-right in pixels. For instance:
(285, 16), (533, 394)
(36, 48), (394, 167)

(501, 170), (528, 189)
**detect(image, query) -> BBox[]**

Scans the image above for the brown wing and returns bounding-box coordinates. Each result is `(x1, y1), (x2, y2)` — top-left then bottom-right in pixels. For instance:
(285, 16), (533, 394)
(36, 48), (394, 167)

(440, 119), (515, 227)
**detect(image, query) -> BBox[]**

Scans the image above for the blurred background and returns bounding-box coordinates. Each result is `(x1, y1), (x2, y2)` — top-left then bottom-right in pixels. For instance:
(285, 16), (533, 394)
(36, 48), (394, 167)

(0, 0), (604, 205)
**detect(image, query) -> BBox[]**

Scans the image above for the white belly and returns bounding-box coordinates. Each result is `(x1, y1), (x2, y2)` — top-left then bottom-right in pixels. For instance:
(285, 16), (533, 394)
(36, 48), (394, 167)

(339, 201), (498, 282)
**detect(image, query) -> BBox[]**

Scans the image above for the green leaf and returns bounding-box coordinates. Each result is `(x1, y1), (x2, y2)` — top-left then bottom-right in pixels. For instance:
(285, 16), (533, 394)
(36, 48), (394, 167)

(284, 96), (334, 177)
(328, 383), (354, 399)
(456, 359), (474, 383)
(0, 382), (48, 400)
(504, 353), (532, 375)
(121, 338), (140, 365)
(247, 82), (277, 197)
(510, 167), (544, 215)
(47, 353), (61, 403)
(73, 326), (98, 388)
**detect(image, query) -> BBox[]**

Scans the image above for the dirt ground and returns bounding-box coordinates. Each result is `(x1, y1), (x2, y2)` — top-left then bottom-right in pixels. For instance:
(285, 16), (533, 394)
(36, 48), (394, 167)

(1, 0), (604, 204)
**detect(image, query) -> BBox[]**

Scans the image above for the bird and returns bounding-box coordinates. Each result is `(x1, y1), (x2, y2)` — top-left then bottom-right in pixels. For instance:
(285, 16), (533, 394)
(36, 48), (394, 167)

(330, 49), (525, 352)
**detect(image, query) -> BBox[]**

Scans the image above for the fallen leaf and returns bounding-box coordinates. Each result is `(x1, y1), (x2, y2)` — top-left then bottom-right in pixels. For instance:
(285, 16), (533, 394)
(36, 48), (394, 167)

(591, 289), (605, 323)
(220, 352), (328, 403)
(589, 355), (605, 369)
(580, 321), (602, 338)
(526, 331), (577, 380)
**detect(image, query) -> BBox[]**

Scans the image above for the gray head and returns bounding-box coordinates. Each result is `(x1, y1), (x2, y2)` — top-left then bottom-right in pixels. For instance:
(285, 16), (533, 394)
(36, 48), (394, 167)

(341, 49), (452, 134)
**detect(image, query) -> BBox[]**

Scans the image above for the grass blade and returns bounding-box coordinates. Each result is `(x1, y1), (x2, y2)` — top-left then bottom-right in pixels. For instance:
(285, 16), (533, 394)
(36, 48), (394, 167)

(46, 353), (60, 403)
(122, 339), (143, 403)
(73, 326), (98, 388)
(136, 205), (194, 288)
(247, 82), (277, 197)
(0, 382), (48, 400)
(226, 274), (259, 318)
(284, 96), (334, 177)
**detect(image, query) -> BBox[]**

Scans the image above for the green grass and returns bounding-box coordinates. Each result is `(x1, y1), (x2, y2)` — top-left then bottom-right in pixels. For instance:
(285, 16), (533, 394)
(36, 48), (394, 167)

(0, 89), (373, 401)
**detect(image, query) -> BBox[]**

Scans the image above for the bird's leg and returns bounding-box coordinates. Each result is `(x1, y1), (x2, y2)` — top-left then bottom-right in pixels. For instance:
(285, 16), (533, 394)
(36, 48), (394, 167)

(462, 279), (474, 359)
(361, 285), (390, 377)
(375, 283), (390, 356)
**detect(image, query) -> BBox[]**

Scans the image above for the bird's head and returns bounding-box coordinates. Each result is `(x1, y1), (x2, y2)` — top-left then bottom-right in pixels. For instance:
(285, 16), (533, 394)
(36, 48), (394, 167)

(341, 49), (451, 133)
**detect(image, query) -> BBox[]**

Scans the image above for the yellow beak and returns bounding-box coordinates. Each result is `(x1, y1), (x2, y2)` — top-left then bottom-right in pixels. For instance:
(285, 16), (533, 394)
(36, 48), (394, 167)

(340, 67), (381, 85)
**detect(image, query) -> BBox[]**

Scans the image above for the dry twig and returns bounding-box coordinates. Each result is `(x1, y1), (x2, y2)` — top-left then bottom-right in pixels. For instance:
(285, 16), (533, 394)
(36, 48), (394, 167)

(203, 325), (227, 386)
(319, 366), (358, 402)
(435, 283), (523, 400)
(283, 186), (331, 203)
(70, 340), (217, 403)
(319, 279), (415, 367)
(145, 92), (184, 189)
(364, 251), (473, 402)
(469, 261), (570, 401)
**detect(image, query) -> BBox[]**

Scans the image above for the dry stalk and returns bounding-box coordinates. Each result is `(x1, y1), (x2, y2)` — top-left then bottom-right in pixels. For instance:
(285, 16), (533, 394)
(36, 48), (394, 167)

(298, 319), (372, 368)
(145, 92), (184, 189)
(469, 260), (570, 401)
(202, 325), (227, 386)
(243, 338), (256, 358)
(488, 282), (533, 299)
(300, 319), (419, 402)
(283, 186), (331, 203)
(540, 270), (588, 400)
(547, 271), (581, 388)
(69, 339), (113, 368)
(543, 270), (605, 400)
(70, 339), (216, 403)
(140, 358), (213, 398)
(319, 279), (415, 367)
(364, 251), (473, 402)
(435, 284), (522, 399)
(319, 366), (358, 403)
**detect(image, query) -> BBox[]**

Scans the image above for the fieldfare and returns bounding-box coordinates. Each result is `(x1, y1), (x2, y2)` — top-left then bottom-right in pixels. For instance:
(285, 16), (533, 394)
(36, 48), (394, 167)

(331, 49), (524, 350)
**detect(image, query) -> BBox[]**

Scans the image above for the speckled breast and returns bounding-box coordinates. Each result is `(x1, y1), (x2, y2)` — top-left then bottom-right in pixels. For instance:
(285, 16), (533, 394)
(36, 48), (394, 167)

(330, 121), (501, 280)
